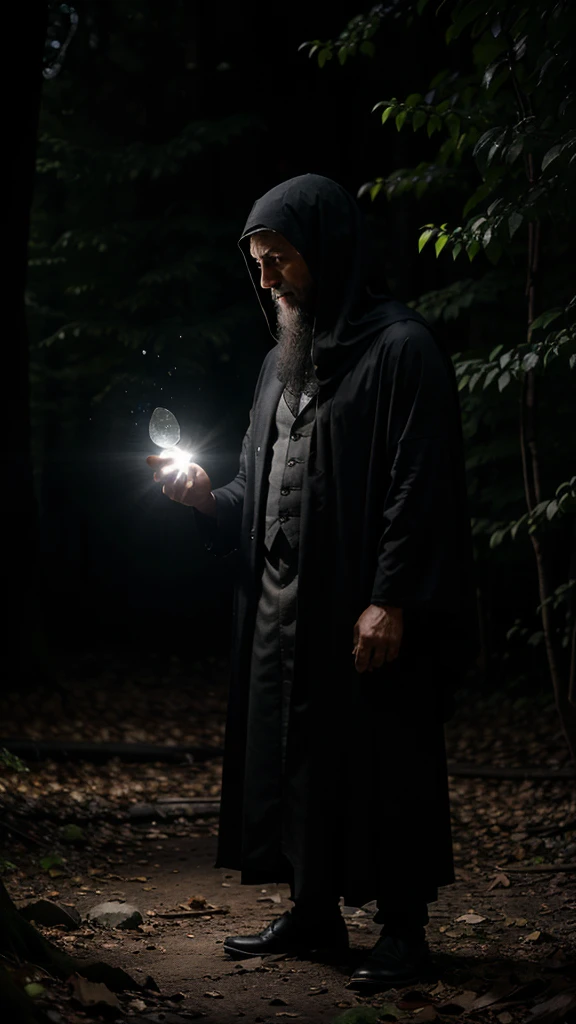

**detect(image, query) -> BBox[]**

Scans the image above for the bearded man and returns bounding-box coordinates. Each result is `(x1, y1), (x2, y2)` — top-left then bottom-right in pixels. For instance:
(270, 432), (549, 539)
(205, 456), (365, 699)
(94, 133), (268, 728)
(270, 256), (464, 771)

(148, 174), (477, 988)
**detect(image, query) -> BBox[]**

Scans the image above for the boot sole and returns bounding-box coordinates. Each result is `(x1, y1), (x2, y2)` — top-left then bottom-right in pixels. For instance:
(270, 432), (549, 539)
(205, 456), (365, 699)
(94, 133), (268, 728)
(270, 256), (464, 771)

(223, 942), (349, 961)
(348, 962), (435, 991)
(348, 972), (420, 990)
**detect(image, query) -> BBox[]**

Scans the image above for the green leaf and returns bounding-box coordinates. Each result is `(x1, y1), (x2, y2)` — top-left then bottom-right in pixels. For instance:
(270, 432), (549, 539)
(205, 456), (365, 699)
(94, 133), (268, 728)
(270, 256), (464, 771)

(463, 183), (493, 218)
(483, 58), (506, 89)
(510, 514), (528, 540)
(531, 309), (562, 330)
(318, 47), (332, 68)
(395, 110), (408, 131)
(435, 234), (450, 257)
(405, 93), (422, 108)
(458, 374), (470, 391)
(542, 144), (562, 171)
(467, 240), (480, 261)
(546, 499), (559, 520)
(506, 137), (524, 164)
(489, 344), (504, 360)
(446, 0), (487, 43)
(489, 528), (507, 549)
(334, 1006), (399, 1024)
(24, 983), (46, 999)
(60, 823), (85, 843)
(446, 113), (461, 140)
(338, 46), (348, 66)
(369, 182), (383, 201)
(427, 114), (442, 137)
(484, 367), (499, 389)
(413, 109), (427, 131)
(498, 371), (511, 391)
(522, 352), (540, 371)
(40, 854), (64, 871)
(452, 242), (463, 260)
(381, 106), (395, 124)
(360, 40), (375, 57)
(508, 211), (523, 239)
(418, 228), (435, 253)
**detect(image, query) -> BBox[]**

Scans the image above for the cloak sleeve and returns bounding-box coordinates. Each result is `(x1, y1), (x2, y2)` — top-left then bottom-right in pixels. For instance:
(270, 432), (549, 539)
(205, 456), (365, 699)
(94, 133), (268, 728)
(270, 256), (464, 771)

(192, 416), (252, 560)
(370, 323), (466, 611)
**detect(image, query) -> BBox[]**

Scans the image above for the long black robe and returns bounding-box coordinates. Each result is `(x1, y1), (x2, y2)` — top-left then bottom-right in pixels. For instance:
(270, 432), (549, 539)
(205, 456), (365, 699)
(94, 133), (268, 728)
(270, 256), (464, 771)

(196, 174), (477, 908)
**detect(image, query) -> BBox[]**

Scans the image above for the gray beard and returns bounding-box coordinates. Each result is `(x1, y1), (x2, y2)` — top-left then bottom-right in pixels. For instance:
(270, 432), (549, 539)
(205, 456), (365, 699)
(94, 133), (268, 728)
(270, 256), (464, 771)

(275, 303), (319, 397)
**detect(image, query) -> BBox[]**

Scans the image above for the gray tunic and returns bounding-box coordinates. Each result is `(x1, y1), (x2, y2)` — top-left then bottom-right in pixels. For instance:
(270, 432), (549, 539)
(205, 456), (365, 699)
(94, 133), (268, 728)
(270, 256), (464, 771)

(241, 386), (317, 872)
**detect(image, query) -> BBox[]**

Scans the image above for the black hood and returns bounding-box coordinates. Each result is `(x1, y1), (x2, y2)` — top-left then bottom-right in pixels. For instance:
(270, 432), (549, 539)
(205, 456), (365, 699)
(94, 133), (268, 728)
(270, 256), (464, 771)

(239, 173), (427, 384)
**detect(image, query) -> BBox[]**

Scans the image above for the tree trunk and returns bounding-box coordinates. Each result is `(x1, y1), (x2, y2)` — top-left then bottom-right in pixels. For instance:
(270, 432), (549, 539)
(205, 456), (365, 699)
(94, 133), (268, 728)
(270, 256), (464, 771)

(519, 214), (576, 768)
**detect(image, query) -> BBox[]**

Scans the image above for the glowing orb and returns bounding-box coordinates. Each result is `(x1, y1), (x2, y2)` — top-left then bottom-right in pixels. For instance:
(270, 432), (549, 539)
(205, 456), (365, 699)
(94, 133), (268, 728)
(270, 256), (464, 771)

(149, 407), (180, 448)
(149, 407), (193, 480)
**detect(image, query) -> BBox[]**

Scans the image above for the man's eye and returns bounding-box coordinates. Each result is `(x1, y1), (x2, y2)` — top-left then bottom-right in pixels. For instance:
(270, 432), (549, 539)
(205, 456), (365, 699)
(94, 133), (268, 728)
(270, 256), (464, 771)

(256, 256), (281, 266)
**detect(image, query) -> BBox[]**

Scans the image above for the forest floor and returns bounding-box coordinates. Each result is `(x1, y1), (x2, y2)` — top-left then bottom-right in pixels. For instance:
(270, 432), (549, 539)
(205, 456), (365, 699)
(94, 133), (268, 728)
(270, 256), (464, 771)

(0, 652), (575, 1024)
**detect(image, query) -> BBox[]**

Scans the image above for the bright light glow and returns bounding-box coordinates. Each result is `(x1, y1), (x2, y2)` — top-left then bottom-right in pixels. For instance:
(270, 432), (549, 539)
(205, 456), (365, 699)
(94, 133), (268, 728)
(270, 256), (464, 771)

(159, 447), (194, 480)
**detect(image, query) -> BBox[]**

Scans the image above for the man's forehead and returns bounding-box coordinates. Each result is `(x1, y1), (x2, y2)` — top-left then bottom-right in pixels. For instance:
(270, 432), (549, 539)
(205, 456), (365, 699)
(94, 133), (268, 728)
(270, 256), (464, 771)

(249, 230), (289, 256)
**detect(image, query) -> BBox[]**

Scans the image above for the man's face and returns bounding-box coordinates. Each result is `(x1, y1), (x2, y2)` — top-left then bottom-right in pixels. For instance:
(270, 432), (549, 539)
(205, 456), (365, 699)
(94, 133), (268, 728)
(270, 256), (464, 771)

(249, 231), (315, 314)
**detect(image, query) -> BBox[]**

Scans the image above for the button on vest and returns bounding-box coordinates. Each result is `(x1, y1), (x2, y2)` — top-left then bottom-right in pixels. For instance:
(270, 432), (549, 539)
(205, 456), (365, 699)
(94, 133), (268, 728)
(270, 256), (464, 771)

(264, 389), (317, 552)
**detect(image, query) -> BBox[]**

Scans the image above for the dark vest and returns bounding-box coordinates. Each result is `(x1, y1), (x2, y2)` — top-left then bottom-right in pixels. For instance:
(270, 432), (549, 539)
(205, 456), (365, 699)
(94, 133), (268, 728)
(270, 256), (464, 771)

(264, 388), (317, 552)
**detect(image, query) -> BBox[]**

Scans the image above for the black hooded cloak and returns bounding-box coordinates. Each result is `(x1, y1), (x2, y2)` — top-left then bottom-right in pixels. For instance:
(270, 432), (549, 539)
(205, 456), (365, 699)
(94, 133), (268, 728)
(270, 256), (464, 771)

(196, 174), (477, 908)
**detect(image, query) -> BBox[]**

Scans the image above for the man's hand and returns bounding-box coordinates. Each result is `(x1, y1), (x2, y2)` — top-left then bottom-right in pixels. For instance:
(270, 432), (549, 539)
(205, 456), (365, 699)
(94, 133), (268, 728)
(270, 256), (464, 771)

(352, 604), (403, 673)
(146, 455), (216, 516)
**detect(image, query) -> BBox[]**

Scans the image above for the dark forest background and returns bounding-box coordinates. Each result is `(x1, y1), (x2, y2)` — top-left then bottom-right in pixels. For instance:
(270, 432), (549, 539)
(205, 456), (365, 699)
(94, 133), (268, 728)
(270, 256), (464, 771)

(23, 0), (575, 702)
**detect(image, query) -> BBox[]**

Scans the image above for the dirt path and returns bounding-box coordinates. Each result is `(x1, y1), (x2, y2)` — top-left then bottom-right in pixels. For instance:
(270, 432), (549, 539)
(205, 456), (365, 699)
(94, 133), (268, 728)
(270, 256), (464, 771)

(7, 825), (576, 1023)
(2, 661), (576, 1021)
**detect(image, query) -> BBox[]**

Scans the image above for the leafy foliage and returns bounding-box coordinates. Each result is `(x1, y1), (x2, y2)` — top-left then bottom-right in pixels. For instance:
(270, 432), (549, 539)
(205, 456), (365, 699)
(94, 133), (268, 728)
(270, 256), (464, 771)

(0, 749), (29, 774)
(305, 0), (576, 680)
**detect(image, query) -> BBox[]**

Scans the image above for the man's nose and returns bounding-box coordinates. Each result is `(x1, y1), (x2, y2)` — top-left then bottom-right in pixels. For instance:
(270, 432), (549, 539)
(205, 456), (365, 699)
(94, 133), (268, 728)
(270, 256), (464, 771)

(260, 265), (282, 290)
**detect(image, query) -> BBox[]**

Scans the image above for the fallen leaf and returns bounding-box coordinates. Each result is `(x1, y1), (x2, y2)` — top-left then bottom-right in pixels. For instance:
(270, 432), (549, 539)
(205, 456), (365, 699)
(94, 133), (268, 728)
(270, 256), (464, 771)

(438, 991), (477, 1013)
(204, 990), (223, 998)
(70, 974), (121, 1009)
(472, 980), (519, 1009)
(515, 917), (528, 927)
(526, 930), (542, 942)
(429, 982), (446, 996)
(188, 895), (208, 909)
(456, 913), (486, 924)
(487, 872), (511, 890)
(128, 999), (147, 1011)
(398, 991), (434, 1010)
(529, 990), (576, 1023)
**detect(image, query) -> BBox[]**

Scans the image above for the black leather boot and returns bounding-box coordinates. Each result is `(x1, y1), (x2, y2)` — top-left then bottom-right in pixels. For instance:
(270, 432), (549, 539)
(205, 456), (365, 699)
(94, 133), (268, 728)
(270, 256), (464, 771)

(348, 932), (432, 989)
(223, 909), (349, 959)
